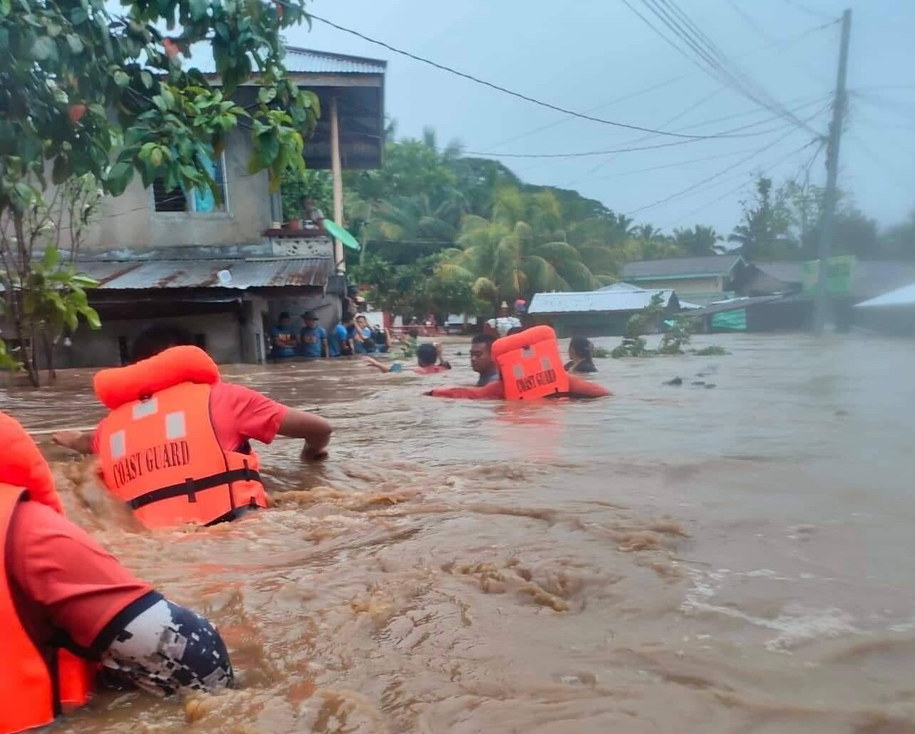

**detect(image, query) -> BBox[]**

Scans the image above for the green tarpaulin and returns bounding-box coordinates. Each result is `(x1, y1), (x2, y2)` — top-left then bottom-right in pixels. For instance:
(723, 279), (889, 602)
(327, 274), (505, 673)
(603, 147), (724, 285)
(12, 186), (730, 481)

(323, 219), (361, 251)
(711, 309), (747, 331)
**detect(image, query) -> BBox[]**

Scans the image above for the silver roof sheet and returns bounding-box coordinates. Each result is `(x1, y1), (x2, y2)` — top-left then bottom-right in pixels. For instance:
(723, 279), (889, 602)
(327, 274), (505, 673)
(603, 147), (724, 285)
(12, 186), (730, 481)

(80, 258), (332, 290)
(528, 289), (675, 315)
(856, 282), (915, 308)
(187, 45), (386, 75)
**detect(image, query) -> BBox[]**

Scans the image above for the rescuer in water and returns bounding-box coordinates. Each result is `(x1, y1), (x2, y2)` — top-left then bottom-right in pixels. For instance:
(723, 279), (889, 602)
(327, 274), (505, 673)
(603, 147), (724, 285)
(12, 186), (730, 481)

(53, 325), (332, 529)
(427, 329), (610, 400)
(0, 410), (233, 734)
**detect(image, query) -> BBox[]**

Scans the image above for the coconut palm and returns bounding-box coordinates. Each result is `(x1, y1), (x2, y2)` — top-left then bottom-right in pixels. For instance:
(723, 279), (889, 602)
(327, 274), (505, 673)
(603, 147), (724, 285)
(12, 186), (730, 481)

(440, 188), (600, 308)
(673, 225), (725, 256)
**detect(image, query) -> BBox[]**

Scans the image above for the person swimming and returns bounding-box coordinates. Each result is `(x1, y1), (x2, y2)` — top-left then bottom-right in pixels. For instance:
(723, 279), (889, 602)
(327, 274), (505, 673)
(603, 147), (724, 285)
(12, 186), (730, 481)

(565, 336), (598, 373)
(364, 343), (451, 374)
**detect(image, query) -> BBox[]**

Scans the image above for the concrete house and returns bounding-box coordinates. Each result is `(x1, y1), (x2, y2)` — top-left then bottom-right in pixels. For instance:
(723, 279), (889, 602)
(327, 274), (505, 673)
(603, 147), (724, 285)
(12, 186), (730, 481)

(620, 254), (747, 306)
(61, 47), (386, 367)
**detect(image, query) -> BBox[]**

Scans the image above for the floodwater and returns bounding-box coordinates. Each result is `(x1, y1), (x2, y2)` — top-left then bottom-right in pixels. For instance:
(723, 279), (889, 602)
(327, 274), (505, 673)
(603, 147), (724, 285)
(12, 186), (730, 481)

(5, 333), (915, 733)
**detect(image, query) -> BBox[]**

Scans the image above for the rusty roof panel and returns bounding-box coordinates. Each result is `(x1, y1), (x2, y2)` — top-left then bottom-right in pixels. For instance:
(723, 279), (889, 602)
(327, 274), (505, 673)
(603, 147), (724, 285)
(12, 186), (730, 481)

(83, 258), (332, 290)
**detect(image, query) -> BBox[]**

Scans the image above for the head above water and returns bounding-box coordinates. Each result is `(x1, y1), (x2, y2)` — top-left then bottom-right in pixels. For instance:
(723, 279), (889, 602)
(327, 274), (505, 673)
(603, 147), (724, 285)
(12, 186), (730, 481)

(569, 336), (594, 362)
(132, 324), (195, 363)
(470, 333), (497, 375)
(416, 343), (438, 367)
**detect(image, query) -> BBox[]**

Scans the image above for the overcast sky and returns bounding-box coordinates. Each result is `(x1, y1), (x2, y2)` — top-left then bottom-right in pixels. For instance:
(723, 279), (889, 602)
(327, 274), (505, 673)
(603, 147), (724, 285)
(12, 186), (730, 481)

(279, 0), (914, 236)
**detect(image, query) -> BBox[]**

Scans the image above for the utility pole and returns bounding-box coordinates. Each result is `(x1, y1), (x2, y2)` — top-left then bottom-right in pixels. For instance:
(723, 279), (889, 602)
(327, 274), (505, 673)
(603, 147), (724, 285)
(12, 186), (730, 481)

(813, 8), (851, 335)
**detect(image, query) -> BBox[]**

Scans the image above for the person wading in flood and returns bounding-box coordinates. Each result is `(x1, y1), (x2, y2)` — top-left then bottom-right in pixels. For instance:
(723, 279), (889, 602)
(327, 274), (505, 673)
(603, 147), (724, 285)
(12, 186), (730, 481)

(427, 331), (610, 400)
(53, 325), (332, 529)
(0, 411), (232, 734)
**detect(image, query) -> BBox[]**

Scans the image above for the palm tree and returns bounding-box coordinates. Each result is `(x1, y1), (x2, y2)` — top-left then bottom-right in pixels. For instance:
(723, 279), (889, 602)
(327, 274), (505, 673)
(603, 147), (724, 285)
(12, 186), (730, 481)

(673, 225), (724, 256)
(440, 189), (599, 308)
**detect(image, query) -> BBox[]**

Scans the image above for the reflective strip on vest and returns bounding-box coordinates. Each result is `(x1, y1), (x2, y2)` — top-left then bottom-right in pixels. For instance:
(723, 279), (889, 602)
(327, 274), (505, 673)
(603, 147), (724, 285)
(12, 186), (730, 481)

(492, 325), (571, 401)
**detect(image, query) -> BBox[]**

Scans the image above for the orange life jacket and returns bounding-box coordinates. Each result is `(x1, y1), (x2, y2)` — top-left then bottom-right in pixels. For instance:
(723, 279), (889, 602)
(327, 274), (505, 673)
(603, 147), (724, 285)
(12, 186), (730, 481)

(491, 325), (570, 401)
(94, 346), (268, 529)
(0, 411), (95, 734)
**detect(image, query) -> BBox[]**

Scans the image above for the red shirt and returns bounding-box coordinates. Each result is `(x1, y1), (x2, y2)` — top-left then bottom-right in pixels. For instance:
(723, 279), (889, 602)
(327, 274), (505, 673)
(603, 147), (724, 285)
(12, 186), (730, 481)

(414, 365), (449, 374)
(429, 374), (611, 400)
(8, 501), (153, 649)
(92, 381), (288, 453)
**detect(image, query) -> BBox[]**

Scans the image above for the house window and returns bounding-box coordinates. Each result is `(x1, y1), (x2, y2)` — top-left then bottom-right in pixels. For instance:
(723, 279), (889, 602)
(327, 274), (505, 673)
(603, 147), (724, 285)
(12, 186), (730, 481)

(153, 149), (229, 214)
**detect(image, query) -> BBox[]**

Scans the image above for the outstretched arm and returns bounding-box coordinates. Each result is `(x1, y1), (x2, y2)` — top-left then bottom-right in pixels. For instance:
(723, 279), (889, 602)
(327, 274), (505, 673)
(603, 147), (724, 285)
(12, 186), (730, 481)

(363, 357), (391, 373)
(52, 430), (95, 455)
(277, 409), (333, 461)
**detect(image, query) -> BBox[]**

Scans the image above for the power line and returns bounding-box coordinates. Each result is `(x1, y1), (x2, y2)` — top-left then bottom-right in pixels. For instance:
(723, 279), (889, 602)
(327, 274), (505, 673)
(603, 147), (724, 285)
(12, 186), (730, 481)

(625, 102), (829, 216)
(480, 19), (836, 153)
(659, 138), (823, 228)
(309, 13), (751, 141)
(778, 0), (836, 23)
(648, 0), (823, 134)
(626, 127), (805, 216)
(463, 96), (827, 159)
(586, 145), (773, 182)
(628, 0), (829, 137)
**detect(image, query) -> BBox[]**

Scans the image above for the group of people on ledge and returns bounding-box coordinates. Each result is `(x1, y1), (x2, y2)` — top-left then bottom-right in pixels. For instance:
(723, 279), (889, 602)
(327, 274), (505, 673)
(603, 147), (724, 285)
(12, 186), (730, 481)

(269, 311), (391, 360)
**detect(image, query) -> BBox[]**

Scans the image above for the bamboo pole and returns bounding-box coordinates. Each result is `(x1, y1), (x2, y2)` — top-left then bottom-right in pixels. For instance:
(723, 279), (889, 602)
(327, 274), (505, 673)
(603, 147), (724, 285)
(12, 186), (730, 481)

(330, 95), (345, 273)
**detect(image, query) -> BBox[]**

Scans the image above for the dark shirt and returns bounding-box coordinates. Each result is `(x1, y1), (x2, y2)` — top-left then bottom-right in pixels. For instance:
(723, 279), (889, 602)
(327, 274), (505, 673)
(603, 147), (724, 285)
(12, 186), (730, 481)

(476, 367), (501, 387)
(565, 359), (598, 374)
(270, 326), (296, 358)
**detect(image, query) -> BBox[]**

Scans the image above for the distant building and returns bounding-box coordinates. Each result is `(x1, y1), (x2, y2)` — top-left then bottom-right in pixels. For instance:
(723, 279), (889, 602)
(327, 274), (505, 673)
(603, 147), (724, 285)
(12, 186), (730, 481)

(49, 48), (386, 367)
(620, 254), (747, 306)
(740, 259), (915, 331)
(527, 287), (680, 337)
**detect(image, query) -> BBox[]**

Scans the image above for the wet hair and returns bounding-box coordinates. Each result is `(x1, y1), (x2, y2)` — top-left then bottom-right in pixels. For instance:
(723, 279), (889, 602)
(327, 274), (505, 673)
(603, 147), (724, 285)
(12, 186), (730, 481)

(569, 336), (594, 360)
(416, 343), (438, 367)
(471, 333), (497, 351)
(132, 324), (195, 363)
(506, 326), (524, 336)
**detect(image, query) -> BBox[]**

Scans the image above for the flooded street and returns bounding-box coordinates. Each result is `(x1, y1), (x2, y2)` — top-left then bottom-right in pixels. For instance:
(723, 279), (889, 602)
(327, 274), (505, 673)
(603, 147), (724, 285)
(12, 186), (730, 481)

(6, 333), (915, 733)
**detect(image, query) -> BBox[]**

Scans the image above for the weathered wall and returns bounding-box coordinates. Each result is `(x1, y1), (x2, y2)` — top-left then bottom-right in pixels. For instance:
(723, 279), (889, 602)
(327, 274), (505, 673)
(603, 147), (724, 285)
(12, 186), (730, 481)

(632, 276), (723, 293)
(54, 312), (245, 368)
(76, 128), (273, 252)
(264, 292), (343, 334)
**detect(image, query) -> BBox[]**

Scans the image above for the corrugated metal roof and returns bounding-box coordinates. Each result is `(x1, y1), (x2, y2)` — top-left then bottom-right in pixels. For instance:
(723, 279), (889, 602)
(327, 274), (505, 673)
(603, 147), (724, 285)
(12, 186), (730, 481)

(598, 282), (643, 292)
(528, 289), (675, 314)
(80, 258), (332, 290)
(686, 295), (785, 317)
(186, 45), (386, 75)
(855, 282), (915, 308)
(621, 254), (744, 279)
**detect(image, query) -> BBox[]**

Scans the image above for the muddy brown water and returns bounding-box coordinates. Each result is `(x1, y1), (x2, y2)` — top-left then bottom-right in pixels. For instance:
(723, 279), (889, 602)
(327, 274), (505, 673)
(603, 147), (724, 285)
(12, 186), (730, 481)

(4, 333), (915, 733)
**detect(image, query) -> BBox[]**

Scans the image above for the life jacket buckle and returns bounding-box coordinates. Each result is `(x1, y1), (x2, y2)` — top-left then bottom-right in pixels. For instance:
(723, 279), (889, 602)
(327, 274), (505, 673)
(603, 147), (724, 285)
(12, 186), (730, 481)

(184, 477), (197, 503)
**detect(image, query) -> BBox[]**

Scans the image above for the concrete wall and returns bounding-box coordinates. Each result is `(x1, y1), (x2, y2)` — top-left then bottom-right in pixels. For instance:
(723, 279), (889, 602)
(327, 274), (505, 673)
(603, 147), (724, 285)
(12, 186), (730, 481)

(633, 276), (723, 293)
(75, 128), (272, 252)
(53, 312), (245, 368)
(263, 292), (344, 336)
